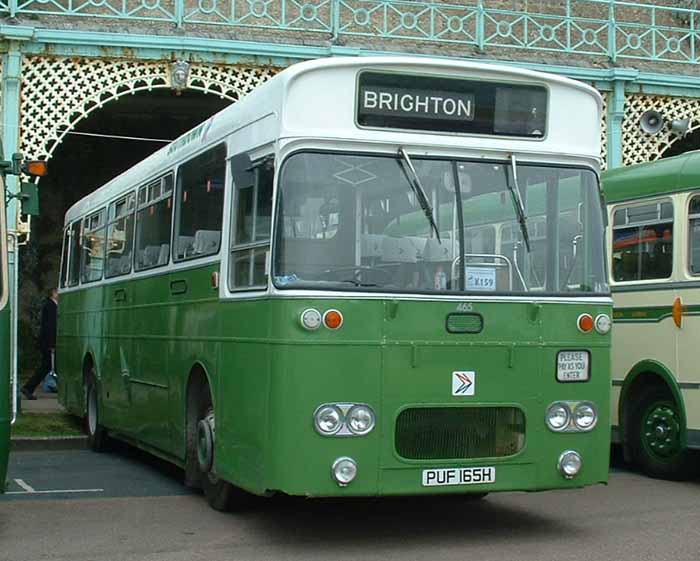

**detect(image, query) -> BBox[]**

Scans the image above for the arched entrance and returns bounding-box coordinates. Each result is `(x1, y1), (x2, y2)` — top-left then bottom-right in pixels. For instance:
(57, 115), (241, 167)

(15, 56), (279, 373)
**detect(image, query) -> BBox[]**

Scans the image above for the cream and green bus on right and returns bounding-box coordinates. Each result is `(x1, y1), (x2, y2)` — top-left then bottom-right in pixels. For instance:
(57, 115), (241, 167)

(605, 151), (700, 480)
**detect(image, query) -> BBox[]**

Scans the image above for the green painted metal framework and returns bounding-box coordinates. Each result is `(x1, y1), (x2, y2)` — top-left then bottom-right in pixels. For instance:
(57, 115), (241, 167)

(1, 0), (700, 66)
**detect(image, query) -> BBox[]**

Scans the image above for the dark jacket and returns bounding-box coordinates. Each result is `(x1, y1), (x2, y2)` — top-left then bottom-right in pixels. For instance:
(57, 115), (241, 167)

(38, 298), (57, 351)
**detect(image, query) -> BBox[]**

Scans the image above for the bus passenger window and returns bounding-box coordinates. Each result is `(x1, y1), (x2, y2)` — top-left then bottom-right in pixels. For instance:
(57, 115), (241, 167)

(689, 196), (700, 275)
(174, 144), (226, 261)
(135, 174), (173, 271)
(105, 192), (136, 278)
(81, 209), (106, 283)
(229, 155), (274, 290)
(67, 220), (81, 286)
(612, 201), (673, 281)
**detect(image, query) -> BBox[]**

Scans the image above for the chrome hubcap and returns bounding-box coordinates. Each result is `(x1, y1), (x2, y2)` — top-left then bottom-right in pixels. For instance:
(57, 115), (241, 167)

(196, 410), (215, 475)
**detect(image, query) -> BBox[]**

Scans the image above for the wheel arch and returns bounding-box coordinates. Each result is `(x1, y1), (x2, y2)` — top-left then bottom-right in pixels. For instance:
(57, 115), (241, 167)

(619, 359), (688, 456)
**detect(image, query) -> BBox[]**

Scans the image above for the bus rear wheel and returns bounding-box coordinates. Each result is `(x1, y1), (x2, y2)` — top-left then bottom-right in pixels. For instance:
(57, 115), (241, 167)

(628, 387), (693, 480)
(191, 388), (249, 512)
(85, 374), (108, 452)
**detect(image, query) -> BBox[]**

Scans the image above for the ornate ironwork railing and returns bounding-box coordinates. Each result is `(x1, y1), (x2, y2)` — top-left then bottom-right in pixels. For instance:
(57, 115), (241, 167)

(2, 0), (700, 65)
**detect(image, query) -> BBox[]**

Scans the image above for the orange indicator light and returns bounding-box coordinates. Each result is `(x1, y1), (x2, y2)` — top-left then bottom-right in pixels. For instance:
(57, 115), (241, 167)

(672, 297), (685, 329)
(323, 309), (344, 330)
(577, 313), (594, 333)
(24, 160), (48, 177)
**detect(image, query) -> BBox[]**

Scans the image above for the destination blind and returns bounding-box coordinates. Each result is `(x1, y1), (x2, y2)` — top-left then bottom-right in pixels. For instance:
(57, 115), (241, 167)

(357, 72), (547, 137)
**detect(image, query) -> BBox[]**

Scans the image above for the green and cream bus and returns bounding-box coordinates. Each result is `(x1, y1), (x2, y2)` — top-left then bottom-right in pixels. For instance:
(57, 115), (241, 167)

(58, 57), (611, 511)
(606, 151), (700, 479)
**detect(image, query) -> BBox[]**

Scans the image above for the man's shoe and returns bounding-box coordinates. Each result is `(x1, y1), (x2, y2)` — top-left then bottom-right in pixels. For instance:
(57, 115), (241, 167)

(21, 388), (37, 400)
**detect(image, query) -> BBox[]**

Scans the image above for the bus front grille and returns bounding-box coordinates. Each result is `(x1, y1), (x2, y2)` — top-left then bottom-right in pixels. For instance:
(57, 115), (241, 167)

(395, 407), (526, 460)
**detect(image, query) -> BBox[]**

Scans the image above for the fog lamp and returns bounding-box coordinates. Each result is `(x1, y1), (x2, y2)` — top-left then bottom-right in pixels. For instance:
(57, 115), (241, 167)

(331, 457), (357, 486)
(558, 450), (582, 479)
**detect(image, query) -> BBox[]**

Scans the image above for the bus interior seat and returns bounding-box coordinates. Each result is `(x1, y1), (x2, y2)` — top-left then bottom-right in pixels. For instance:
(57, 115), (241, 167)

(361, 234), (385, 258)
(177, 235), (195, 258)
(158, 244), (170, 265)
(193, 230), (220, 254)
(381, 236), (426, 263)
(278, 238), (345, 276)
(423, 235), (453, 262)
(139, 245), (161, 268)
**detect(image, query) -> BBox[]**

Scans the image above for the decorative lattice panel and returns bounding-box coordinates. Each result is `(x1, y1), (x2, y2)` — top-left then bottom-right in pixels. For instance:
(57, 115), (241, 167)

(621, 93), (700, 166)
(600, 91), (608, 170)
(19, 56), (279, 161)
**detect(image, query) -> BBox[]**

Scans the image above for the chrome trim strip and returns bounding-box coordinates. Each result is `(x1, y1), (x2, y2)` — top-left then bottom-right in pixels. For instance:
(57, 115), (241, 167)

(611, 280), (700, 293)
(128, 378), (168, 390)
(264, 290), (613, 305)
(679, 382), (700, 390)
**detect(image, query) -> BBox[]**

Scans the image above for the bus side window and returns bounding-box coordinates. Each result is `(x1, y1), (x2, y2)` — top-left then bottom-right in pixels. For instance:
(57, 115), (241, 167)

(229, 154), (274, 290)
(81, 208), (107, 283)
(174, 143), (226, 261)
(67, 220), (82, 286)
(611, 201), (673, 282)
(134, 174), (173, 271)
(105, 192), (136, 278)
(59, 227), (70, 288)
(689, 196), (700, 275)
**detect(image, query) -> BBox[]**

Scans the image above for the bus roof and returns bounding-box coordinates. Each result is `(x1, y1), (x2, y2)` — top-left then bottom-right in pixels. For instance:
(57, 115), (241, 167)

(65, 56), (602, 225)
(603, 149), (700, 204)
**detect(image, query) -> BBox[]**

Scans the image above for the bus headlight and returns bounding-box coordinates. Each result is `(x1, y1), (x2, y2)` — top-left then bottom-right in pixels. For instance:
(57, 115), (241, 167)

(594, 313), (611, 334)
(545, 402), (571, 432)
(346, 405), (375, 435)
(558, 450), (582, 479)
(573, 402), (598, 431)
(314, 405), (343, 435)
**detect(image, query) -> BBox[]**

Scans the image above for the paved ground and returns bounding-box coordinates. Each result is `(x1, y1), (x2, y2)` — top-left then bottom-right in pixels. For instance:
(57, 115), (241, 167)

(1, 446), (699, 561)
(17, 388), (63, 414)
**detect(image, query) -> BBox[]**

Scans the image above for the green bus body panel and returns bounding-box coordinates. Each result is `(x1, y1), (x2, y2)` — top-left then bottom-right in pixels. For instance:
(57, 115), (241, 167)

(0, 306), (9, 491)
(59, 261), (611, 497)
(603, 149), (700, 204)
(617, 359), (687, 449)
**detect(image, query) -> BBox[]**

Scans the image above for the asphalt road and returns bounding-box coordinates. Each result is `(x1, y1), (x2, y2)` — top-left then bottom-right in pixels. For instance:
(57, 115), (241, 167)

(1, 446), (699, 561)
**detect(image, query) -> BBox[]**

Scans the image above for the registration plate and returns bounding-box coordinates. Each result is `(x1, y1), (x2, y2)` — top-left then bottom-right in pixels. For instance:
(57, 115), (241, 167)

(557, 350), (590, 382)
(422, 467), (496, 487)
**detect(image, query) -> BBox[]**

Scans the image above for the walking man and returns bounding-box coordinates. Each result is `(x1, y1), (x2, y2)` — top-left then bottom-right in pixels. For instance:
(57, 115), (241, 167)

(21, 287), (58, 400)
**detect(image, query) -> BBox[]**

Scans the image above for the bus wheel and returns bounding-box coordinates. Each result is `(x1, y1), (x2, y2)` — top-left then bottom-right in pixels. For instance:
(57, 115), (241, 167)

(629, 387), (692, 480)
(193, 390), (249, 512)
(85, 375), (108, 452)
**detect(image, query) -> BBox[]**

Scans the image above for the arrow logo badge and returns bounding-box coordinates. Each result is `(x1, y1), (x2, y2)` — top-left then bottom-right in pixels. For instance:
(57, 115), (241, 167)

(452, 371), (476, 396)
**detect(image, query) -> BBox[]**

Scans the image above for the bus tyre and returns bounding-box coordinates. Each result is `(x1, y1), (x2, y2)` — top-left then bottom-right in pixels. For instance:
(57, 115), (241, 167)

(85, 375), (108, 452)
(628, 387), (693, 480)
(193, 391), (250, 512)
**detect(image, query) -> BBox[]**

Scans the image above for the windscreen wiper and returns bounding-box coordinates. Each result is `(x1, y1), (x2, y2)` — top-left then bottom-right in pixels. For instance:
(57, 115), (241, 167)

(398, 147), (441, 243)
(507, 154), (531, 253)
